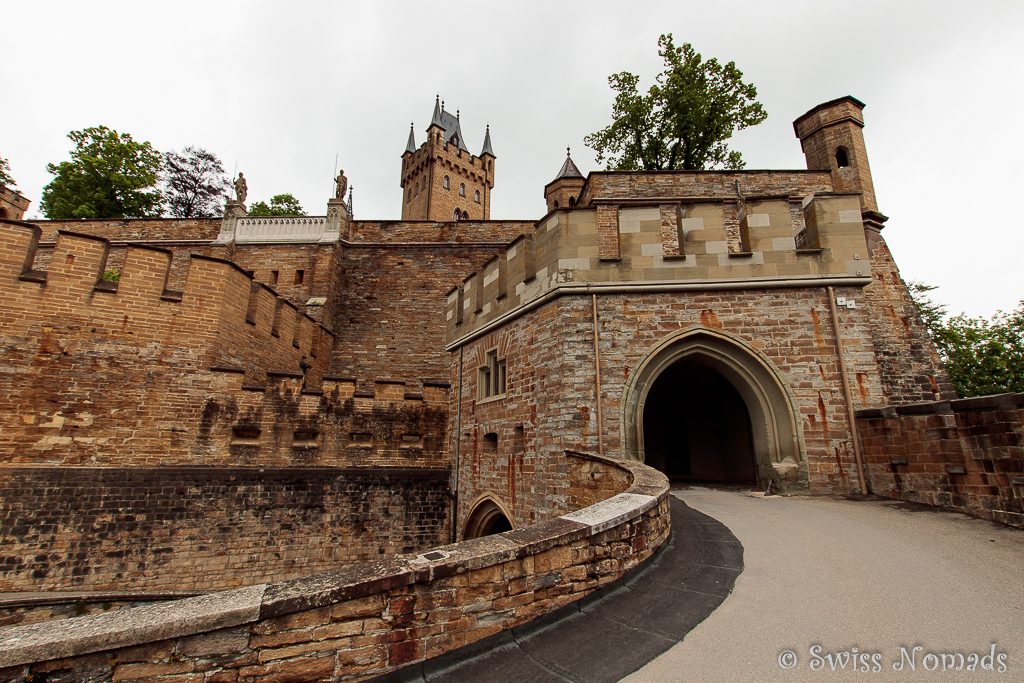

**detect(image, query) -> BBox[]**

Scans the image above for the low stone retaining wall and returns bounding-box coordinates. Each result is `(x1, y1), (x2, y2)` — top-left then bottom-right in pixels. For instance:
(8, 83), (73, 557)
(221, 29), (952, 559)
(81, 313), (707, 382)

(0, 452), (670, 681)
(856, 393), (1024, 527)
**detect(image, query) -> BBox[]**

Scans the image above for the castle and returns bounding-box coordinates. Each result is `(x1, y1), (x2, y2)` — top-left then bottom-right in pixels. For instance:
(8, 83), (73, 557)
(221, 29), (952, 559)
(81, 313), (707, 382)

(1, 96), (1021, 679)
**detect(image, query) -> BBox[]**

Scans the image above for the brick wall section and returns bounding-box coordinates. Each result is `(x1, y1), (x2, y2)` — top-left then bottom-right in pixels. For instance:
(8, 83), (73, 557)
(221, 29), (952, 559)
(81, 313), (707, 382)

(578, 170), (833, 206)
(857, 393), (1024, 527)
(0, 223), (335, 467)
(596, 205), (620, 260)
(659, 204), (682, 258)
(228, 242), (339, 326)
(861, 234), (956, 403)
(453, 287), (886, 517)
(0, 467), (450, 593)
(453, 299), (584, 534)
(195, 374), (449, 469)
(0, 453), (671, 682)
(32, 217), (221, 242)
(333, 248), (510, 381)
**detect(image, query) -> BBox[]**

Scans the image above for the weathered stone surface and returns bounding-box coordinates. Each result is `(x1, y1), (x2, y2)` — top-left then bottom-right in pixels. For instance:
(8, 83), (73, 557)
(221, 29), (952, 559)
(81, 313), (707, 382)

(0, 584), (266, 668)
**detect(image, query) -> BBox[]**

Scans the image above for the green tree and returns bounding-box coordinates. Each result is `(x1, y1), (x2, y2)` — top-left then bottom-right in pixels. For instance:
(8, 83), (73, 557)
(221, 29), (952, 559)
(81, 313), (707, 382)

(0, 155), (16, 190)
(910, 282), (1024, 397)
(248, 193), (306, 217)
(40, 126), (163, 219)
(585, 34), (767, 171)
(163, 147), (230, 218)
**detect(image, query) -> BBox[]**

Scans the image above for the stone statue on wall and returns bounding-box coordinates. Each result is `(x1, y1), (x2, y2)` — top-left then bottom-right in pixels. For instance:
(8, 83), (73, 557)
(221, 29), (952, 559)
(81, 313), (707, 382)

(335, 171), (348, 200)
(234, 173), (248, 203)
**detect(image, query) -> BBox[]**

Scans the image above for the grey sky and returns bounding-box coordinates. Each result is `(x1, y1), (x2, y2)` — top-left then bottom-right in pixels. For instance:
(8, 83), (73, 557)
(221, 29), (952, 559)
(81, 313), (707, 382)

(3, 1), (1021, 318)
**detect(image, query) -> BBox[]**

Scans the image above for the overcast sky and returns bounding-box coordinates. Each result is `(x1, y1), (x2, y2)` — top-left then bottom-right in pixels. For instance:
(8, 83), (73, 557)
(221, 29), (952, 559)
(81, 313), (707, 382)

(3, 1), (1021, 318)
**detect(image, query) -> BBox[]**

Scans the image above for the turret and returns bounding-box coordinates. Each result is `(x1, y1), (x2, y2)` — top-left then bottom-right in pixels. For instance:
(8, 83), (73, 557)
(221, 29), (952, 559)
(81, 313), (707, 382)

(544, 148), (585, 213)
(793, 96), (879, 213)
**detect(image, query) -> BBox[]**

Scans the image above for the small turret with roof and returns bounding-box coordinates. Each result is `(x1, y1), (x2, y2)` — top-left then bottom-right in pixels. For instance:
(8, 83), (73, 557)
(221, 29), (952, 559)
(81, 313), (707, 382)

(399, 95), (496, 221)
(544, 147), (586, 214)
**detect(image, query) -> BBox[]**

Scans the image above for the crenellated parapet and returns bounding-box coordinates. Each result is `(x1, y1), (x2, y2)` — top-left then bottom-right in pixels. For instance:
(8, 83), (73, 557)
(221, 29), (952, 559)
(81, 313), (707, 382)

(0, 220), (334, 381)
(199, 370), (451, 468)
(446, 193), (873, 345)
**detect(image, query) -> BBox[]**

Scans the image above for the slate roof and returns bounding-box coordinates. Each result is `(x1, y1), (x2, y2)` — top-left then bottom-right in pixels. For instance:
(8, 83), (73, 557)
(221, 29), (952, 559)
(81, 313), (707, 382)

(553, 150), (584, 181)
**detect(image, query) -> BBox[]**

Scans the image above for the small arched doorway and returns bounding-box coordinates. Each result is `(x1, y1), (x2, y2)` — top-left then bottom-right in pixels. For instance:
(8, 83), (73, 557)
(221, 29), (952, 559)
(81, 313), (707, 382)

(622, 328), (804, 489)
(463, 496), (513, 539)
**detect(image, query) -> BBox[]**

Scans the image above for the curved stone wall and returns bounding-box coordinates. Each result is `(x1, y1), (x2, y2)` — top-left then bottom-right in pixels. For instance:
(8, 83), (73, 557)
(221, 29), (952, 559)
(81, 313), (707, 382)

(0, 452), (670, 681)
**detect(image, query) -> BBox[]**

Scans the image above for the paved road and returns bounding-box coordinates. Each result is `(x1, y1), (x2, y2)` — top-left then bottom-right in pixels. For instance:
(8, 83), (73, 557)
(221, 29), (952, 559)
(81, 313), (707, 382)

(628, 488), (1024, 682)
(382, 488), (1024, 682)
(381, 495), (742, 682)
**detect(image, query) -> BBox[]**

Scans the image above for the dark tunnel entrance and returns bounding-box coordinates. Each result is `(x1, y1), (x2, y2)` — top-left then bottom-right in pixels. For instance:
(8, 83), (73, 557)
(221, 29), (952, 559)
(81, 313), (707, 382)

(463, 498), (513, 540)
(642, 357), (757, 485)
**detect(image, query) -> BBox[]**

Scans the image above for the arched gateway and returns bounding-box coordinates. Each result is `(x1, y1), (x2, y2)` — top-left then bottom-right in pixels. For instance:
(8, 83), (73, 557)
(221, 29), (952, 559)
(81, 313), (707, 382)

(621, 328), (805, 488)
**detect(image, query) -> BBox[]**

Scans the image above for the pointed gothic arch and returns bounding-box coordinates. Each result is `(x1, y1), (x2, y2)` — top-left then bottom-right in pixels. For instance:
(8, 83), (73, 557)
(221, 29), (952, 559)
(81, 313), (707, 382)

(620, 326), (804, 487)
(463, 495), (513, 540)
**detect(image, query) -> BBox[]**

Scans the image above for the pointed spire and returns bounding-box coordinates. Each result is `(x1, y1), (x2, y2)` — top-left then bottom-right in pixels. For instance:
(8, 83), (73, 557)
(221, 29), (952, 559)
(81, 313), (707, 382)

(405, 122), (416, 154)
(480, 124), (495, 157)
(431, 95), (443, 127)
(553, 146), (583, 180)
(347, 185), (354, 219)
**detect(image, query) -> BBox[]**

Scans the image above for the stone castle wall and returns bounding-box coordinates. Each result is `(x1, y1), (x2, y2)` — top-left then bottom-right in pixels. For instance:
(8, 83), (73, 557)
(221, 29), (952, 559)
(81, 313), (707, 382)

(0, 453), (670, 682)
(0, 220), (455, 593)
(0, 466), (449, 593)
(857, 393), (1024, 527)
(331, 220), (531, 382)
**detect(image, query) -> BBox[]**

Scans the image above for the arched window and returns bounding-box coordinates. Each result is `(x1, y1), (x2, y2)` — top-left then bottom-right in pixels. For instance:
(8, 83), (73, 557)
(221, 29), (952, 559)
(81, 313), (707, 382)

(553, 200), (560, 209)
(474, 189), (480, 203)
(443, 175), (450, 190)
(835, 147), (850, 168)
(569, 196), (576, 207)
(454, 208), (462, 221)
(459, 182), (466, 197)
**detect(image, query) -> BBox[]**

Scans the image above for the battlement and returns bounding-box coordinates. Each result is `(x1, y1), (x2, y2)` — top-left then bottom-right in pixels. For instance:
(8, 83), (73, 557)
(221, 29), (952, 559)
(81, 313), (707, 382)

(200, 370), (450, 469)
(401, 136), (494, 188)
(0, 220), (334, 382)
(445, 193), (872, 344)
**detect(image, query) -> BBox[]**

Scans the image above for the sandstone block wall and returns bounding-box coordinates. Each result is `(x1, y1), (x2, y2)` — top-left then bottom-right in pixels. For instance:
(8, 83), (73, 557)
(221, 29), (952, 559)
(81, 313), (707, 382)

(857, 393), (1024, 527)
(0, 453), (670, 682)
(0, 466), (450, 593)
(860, 234), (956, 404)
(0, 222), (333, 466)
(453, 284), (884, 527)
(446, 196), (873, 344)
(196, 374), (449, 469)
(332, 220), (531, 381)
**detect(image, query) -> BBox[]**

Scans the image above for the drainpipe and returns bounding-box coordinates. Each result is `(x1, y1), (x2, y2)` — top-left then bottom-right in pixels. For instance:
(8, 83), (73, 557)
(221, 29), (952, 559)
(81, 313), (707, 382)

(450, 346), (464, 542)
(592, 294), (604, 456)
(826, 286), (869, 496)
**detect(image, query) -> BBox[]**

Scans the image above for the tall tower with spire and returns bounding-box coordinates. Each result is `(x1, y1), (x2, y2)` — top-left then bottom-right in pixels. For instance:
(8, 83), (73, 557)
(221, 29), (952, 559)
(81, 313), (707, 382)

(400, 96), (495, 221)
